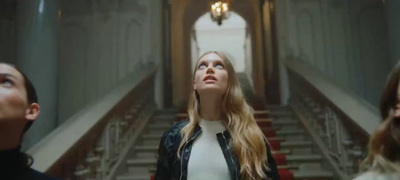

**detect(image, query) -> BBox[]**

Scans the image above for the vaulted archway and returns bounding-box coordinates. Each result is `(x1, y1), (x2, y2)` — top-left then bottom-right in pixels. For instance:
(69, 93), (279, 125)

(169, 0), (266, 107)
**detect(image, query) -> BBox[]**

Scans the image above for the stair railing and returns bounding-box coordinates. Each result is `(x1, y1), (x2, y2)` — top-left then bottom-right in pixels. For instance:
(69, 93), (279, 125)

(285, 58), (380, 179)
(27, 63), (158, 180)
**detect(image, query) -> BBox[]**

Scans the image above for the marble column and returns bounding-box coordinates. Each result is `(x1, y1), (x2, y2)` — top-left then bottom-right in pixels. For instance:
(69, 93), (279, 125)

(16, 0), (59, 149)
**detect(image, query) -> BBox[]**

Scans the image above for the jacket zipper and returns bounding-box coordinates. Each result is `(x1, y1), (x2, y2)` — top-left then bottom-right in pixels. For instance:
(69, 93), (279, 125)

(179, 130), (202, 180)
(222, 133), (239, 180)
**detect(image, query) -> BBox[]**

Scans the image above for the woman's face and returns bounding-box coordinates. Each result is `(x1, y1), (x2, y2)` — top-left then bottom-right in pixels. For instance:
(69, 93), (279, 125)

(0, 64), (29, 127)
(193, 53), (229, 96)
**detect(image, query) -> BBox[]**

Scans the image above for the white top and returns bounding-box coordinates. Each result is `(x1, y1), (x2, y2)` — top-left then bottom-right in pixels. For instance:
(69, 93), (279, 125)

(354, 171), (400, 180)
(187, 118), (231, 180)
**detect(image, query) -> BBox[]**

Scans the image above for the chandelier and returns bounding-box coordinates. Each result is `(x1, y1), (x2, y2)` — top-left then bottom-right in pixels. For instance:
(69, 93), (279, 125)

(210, 0), (231, 26)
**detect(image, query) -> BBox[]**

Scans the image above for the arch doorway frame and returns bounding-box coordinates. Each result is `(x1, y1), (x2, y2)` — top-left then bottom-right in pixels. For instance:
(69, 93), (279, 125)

(192, 11), (248, 74)
(169, 0), (275, 107)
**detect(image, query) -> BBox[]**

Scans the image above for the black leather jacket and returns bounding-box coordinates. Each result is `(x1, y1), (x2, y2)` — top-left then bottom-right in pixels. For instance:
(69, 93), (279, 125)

(155, 121), (280, 180)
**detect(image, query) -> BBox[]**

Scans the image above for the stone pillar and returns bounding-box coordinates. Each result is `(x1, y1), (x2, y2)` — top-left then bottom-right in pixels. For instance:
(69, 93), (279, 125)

(16, 0), (59, 149)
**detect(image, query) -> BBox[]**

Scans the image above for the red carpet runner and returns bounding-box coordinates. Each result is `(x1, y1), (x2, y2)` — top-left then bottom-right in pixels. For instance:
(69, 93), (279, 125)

(257, 117), (294, 180)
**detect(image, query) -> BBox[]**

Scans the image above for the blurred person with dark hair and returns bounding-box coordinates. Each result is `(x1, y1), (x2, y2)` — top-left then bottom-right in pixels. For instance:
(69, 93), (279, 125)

(0, 62), (58, 180)
(355, 62), (400, 180)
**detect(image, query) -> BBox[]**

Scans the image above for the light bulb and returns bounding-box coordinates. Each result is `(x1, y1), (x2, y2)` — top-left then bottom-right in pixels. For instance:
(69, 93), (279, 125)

(223, 3), (228, 9)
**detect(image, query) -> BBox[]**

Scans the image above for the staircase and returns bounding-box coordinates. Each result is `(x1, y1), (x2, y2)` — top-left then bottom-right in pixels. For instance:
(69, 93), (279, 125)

(113, 106), (334, 180)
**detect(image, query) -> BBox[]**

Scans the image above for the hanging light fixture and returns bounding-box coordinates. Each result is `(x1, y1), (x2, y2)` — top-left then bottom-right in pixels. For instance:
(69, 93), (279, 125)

(210, 0), (230, 26)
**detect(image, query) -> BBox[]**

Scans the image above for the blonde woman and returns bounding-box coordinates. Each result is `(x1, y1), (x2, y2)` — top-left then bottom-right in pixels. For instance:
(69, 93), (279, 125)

(155, 51), (280, 180)
(355, 63), (400, 180)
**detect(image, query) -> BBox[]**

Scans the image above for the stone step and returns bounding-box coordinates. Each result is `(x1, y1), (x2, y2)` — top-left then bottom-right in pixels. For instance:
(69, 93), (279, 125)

(265, 105), (290, 110)
(277, 162), (323, 170)
(254, 110), (271, 114)
(297, 162), (324, 171)
(270, 111), (294, 117)
(146, 130), (166, 135)
(155, 109), (179, 115)
(271, 110), (293, 115)
(116, 173), (151, 180)
(253, 110), (270, 118)
(130, 151), (315, 164)
(125, 167), (151, 173)
(129, 167), (156, 174)
(135, 152), (157, 158)
(141, 134), (163, 139)
(147, 123), (173, 129)
(281, 141), (312, 147)
(276, 135), (307, 142)
(272, 125), (301, 131)
(276, 129), (304, 136)
(292, 170), (333, 179)
(143, 126), (302, 138)
(272, 116), (295, 122)
(268, 137), (286, 141)
(256, 118), (275, 122)
(153, 113), (176, 118)
(176, 113), (188, 120)
(277, 164), (299, 170)
(151, 115), (176, 122)
(271, 149), (291, 155)
(127, 158), (157, 166)
(176, 111), (271, 120)
(135, 145), (158, 151)
(286, 154), (322, 162)
(272, 119), (298, 126)
(126, 164), (328, 178)
(126, 154), (322, 170)
(260, 126), (281, 131)
(141, 140), (161, 146)
(134, 144), (295, 156)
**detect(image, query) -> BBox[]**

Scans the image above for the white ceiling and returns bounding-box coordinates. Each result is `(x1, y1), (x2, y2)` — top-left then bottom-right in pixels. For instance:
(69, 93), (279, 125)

(194, 11), (246, 30)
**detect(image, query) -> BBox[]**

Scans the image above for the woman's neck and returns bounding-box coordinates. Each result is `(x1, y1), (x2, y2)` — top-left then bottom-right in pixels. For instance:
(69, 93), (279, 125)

(199, 94), (224, 121)
(0, 126), (21, 150)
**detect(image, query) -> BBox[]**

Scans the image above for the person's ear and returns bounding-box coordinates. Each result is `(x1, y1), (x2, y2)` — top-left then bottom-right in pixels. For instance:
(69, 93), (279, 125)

(25, 103), (40, 121)
(193, 80), (196, 90)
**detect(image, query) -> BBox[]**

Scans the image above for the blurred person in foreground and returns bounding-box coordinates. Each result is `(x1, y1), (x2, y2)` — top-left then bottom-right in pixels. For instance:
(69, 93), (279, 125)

(355, 62), (400, 180)
(0, 62), (58, 180)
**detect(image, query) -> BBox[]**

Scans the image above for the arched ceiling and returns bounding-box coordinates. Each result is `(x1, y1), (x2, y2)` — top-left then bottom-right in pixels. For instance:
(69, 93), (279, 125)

(182, 0), (258, 31)
(194, 12), (246, 30)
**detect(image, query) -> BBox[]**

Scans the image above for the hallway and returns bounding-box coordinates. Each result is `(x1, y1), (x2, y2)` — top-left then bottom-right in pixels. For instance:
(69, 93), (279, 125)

(1, 0), (399, 179)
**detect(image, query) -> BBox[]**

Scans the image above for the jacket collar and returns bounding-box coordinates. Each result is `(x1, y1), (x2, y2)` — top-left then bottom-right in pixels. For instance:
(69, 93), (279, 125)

(189, 123), (231, 140)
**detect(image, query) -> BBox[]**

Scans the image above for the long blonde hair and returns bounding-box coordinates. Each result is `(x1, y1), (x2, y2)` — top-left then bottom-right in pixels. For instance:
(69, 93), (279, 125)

(362, 62), (400, 173)
(177, 51), (270, 179)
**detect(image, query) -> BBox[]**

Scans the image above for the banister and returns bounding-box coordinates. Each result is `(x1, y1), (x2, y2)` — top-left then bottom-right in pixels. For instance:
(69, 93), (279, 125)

(284, 58), (381, 179)
(27, 63), (158, 178)
(285, 59), (380, 135)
